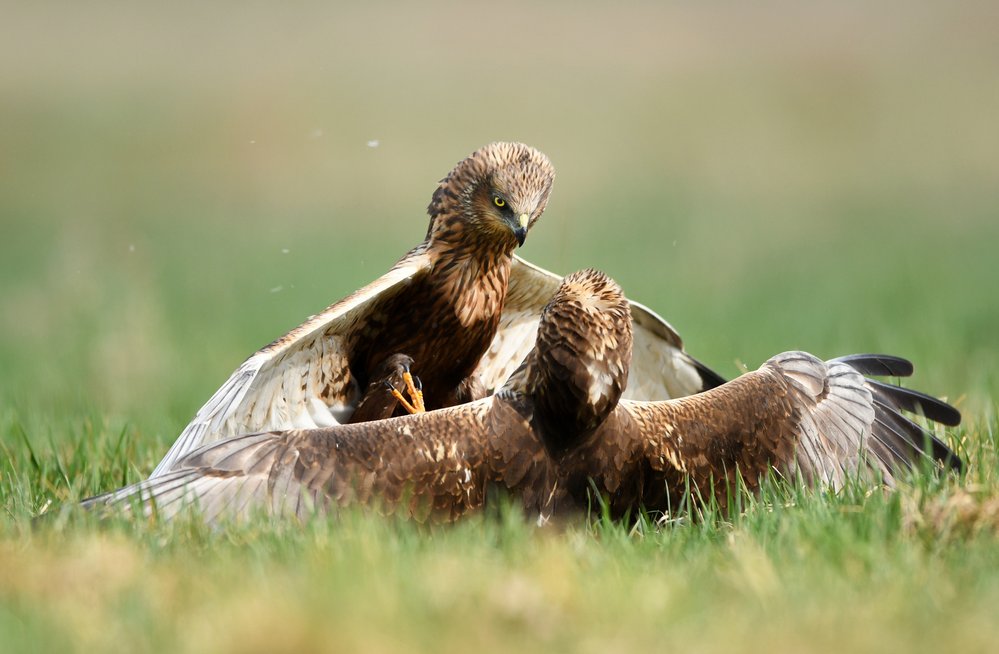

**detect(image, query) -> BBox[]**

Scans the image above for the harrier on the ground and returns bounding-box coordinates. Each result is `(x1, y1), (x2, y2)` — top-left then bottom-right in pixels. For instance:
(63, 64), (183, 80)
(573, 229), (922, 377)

(90, 270), (960, 523)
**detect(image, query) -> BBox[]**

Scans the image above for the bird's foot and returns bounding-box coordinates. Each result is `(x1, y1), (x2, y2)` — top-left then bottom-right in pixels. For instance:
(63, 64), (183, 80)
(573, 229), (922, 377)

(384, 367), (425, 414)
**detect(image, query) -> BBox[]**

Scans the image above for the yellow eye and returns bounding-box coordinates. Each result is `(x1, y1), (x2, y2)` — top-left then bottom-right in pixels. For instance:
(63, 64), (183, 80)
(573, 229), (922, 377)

(493, 196), (506, 208)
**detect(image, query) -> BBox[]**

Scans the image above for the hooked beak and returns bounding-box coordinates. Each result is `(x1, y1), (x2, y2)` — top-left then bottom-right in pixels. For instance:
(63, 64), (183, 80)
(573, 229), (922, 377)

(513, 213), (529, 247)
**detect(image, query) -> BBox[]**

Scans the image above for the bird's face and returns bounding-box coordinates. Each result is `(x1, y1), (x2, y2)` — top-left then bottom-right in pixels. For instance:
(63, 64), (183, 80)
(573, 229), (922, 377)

(428, 142), (555, 251)
(467, 183), (533, 248)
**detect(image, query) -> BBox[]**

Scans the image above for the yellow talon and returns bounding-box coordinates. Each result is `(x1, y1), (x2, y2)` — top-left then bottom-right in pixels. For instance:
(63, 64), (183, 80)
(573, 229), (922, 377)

(403, 371), (425, 413)
(389, 370), (425, 414)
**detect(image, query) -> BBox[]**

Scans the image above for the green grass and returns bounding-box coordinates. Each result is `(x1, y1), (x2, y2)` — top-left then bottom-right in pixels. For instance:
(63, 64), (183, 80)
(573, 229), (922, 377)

(2, 2), (999, 652)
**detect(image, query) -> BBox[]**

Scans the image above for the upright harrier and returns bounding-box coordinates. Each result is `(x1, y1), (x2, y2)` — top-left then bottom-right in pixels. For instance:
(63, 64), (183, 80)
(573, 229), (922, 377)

(89, 270), (961, 523)
(150, 143), (722, 478)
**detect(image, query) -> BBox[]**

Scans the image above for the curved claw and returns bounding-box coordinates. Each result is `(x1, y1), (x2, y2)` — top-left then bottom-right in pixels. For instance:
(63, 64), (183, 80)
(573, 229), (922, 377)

(400, 371), (426, 414)
(383, 367), (426, 415)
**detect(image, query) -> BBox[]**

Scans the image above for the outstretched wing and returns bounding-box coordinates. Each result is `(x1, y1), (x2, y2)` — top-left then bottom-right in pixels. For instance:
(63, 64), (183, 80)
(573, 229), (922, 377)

(617, 351), (960, 501)
(777, 353), (961, 485)
(150, 253), (431, 477)
(89, 396), (552, 524)
(474, 256), (723, 399)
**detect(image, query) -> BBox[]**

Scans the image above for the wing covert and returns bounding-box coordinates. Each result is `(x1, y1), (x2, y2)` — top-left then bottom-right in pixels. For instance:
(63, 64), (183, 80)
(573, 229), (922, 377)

(93, 397), (503, 523)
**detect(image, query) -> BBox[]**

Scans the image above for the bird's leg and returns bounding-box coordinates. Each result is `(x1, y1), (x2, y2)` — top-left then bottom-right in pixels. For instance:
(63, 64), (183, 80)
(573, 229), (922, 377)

(386, 366), (425, 414)
(403, 369), (426, 413)
(349, 354), (424, 423)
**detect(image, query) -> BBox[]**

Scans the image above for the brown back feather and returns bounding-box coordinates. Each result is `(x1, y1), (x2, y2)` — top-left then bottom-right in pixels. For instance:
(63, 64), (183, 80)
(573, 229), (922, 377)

(530, 269), (633, 456)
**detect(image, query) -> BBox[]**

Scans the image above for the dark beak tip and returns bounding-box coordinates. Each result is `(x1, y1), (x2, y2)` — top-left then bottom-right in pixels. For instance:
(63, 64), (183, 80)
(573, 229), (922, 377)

(515, 227), (528, 247)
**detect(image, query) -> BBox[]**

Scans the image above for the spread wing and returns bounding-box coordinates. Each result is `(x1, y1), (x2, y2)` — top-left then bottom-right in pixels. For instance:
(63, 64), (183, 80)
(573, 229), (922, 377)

(154, 254), (719, 479)
(784, 353), (962, 482)
(87, 351), (961, 524)
(617, 352), (961, 504)
(474, 256), (723, 399)
(87, 396), (552, 525)
(150, 252), (431, 477)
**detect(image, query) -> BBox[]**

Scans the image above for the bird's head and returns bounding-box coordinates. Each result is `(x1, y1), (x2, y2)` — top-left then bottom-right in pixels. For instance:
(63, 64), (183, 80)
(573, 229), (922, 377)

(427, 142), (555, 251)
(531, 269), (634, 457)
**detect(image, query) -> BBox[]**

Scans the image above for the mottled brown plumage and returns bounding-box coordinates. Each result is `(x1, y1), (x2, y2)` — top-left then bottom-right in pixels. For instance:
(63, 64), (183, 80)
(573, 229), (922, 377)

(150, 142), (557, 476)
(345, 142), (558, 413)
(560, 352), (961, 518)
(515, 270), (634, 455)
(150, 144), (723, 479)
(86, 270), (961, 524)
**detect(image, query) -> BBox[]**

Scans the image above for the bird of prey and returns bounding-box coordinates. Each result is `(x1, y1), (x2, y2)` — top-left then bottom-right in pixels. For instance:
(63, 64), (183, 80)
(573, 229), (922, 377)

(149, 143), (723, 478)
(86, 269), (961, 524)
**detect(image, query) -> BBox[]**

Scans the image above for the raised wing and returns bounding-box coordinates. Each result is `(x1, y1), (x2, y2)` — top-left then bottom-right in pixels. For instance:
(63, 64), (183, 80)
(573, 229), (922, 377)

(150, 254), (430, 477)
(474, 256), (724, 399)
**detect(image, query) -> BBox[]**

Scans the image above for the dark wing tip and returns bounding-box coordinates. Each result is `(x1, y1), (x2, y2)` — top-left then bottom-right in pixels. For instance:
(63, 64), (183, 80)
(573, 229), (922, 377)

(835, 354), (963, 472)
(832, 354), (914, 378)
(873, 399), (964, 473)
(867, 378), (962, 427)
(933, 438), (965, 473)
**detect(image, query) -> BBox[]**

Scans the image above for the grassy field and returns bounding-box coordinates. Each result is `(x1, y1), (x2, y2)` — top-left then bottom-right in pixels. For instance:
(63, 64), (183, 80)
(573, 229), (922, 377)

(2, 2), (998, 652)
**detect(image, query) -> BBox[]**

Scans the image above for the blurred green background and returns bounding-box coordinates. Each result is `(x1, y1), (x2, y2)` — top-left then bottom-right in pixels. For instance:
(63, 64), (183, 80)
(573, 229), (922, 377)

(2, 5), (999, 653)
(2, 1), (997, 460)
